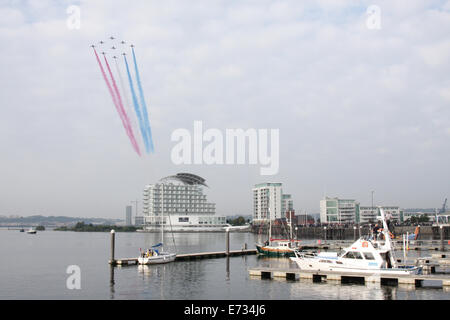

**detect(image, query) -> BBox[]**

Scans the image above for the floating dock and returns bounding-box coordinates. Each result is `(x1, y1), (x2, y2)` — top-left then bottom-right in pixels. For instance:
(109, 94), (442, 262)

(109, 249), (258, 266)
(248, 266), (450, 288)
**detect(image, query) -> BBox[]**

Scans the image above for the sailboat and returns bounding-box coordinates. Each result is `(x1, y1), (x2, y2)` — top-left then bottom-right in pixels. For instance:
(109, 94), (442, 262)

(290, 207), (421, 275)
(138, 243), (176, 264)
(138, 185), (176, 265)
(255, 208), (297, 257)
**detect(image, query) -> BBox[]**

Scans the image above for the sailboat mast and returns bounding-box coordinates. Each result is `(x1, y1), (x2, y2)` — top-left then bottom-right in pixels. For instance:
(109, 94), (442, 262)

(268, 206), (271, 244)
(289, 211), (293, 240)
(161, 183), (164, 248)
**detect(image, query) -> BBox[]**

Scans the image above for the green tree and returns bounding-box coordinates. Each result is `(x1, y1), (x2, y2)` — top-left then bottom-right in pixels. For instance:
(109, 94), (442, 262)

(229, 216), (246, 226)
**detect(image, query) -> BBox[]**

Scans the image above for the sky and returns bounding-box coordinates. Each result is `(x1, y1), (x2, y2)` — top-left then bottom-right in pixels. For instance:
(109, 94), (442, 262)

(0, 0), (449, 219)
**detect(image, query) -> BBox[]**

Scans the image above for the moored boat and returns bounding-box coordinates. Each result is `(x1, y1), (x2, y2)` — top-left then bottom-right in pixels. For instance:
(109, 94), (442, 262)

(138, 244), (176, 265)
(137, 184), (176, 265)
(256, 239), (297, 257)
(290, 208), (421, 275)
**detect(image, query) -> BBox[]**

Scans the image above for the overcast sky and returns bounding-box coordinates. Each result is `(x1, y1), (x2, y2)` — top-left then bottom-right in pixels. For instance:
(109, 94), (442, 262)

(0, 0), (449, 219)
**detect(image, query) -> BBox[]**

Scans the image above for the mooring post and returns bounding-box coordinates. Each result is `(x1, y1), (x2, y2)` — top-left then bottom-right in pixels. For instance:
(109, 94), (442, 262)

(110, 229), (116, 265)
(226, 228), (230, 256)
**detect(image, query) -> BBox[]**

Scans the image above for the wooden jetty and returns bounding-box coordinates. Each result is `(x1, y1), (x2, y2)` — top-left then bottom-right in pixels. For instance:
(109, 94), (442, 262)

(109, 249), (257, 266)
(108, 228), (257, 266)
(248, 266), (450, 288)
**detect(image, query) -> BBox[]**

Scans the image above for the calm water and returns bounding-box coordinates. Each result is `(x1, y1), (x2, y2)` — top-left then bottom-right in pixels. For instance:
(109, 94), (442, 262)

(0, 229), (449, 300)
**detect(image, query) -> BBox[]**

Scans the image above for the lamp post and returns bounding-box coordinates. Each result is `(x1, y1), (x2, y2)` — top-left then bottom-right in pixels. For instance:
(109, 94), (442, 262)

(371, 190), (374, 209)
(324, 226), (327, 242)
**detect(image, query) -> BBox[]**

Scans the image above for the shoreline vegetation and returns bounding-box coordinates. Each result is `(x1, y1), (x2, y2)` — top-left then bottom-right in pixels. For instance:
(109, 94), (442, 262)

(54, 222), (138, 232)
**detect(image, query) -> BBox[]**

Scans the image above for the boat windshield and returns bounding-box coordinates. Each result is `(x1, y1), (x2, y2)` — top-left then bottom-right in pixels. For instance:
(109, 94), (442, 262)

(342, 251), (364, 259)
(362, 252), (375, 260)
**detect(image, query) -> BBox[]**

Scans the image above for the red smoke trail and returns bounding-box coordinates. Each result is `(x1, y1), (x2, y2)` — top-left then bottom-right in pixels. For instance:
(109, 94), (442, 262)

(103, 54), (141, 155)
(93, 48), (141, 156)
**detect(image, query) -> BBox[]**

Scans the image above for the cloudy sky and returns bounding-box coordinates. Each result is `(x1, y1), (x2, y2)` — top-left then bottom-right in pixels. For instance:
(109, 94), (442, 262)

(0, 0), (449, 219)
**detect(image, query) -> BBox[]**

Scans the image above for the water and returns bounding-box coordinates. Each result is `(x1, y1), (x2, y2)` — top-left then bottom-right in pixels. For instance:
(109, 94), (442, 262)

(0, 229), (449, 300)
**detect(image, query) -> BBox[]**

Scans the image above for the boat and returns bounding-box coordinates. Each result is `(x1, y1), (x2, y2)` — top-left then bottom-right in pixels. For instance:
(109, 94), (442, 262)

(138, 243), (176, 265)
(290, 208), (421, 275)
(256, 239), (297, 257)
(138, 184), (177, 265)
(255, 208), (298, 257)
(26, 228), (37, 234)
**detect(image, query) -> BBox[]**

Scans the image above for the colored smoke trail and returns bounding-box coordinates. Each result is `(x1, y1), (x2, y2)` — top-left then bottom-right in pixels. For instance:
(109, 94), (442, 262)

(124, 54), (150, 153)
(114, 57), (142, 149)
(132, 47), (154, 153)
(103, 55), (141, 156)
(93, 48), (118, 110)
(93, 47), (140, 156)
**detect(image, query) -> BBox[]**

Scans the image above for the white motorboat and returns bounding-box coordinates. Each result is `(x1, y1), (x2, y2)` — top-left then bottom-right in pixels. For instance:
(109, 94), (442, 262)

(290, 208), (421, 275)
(26, 228), (37, 234)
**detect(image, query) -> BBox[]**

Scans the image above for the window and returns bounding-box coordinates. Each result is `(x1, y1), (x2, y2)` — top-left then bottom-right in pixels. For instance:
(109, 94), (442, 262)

(326, 200), (337, 207)
(343, 252), (356, 259)
(178, 217), (189, 223)
(343, 251), (362, 259)
(363, 252), (375, 260)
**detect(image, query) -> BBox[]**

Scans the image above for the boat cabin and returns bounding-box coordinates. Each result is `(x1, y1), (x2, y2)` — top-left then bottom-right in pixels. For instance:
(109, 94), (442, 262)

(334, 238), (393, 269)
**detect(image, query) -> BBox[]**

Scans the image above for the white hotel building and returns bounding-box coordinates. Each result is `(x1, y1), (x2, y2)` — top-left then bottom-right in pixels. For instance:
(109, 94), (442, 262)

(142, 173), (228, 232)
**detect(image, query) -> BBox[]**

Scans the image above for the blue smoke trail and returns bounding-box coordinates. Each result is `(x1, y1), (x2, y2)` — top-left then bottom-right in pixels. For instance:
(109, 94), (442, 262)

(124, 54), (150, 153)
(132, 47), (154, 153)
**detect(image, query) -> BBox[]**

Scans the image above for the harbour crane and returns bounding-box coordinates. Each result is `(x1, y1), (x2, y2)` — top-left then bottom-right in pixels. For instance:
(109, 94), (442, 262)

(440, 198), (447, 214)
(435, 198), (448, 225)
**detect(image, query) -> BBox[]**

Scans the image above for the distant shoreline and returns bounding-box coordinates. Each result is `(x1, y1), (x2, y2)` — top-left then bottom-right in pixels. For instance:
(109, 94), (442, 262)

(54, 222), (138, 232)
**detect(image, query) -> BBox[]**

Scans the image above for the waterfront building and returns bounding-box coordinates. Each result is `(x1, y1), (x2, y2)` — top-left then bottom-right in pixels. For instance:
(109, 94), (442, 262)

(135, 216), (144, 226)
(142, 173), (228, 232)
(320, 197), (360, 224)
(253, 183), (293, 224)
(359, 206), (403, 224)
(282, 194), (294, 215)
(125, 205), (132, 226)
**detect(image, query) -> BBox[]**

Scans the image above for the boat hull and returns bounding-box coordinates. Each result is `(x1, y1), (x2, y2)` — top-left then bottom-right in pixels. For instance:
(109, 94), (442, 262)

(256, 244), (296, 257)
(138, 253), (176, 265)
(290, 257), (421, 275)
